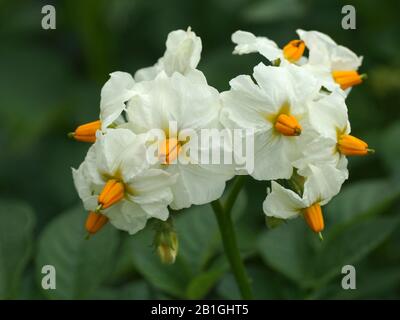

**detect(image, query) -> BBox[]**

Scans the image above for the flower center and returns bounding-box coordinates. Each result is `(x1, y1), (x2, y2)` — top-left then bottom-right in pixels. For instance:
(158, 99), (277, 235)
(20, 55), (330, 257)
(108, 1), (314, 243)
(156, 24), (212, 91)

(97, 179), (125, 210)
(337, 134), (373, 156)
(303, 203), (324, 234)
(274, 114), (302, 136)
(283, 40), (305, 63)
(68, 120), (101, 143)
(159, 138), (182, 164)
(332, 70), (366, 90)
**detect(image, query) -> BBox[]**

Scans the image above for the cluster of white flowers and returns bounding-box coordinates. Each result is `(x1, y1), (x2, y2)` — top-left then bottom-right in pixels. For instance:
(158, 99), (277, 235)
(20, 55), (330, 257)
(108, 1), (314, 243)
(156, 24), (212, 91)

(71, 27), (372, 242)
(225, 29), (371, 235)
(72, 28), (233, 237)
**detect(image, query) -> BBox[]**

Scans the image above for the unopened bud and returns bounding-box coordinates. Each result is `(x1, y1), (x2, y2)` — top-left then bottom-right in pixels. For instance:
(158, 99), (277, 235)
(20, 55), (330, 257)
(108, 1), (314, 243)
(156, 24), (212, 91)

(154, 219), (178, 264)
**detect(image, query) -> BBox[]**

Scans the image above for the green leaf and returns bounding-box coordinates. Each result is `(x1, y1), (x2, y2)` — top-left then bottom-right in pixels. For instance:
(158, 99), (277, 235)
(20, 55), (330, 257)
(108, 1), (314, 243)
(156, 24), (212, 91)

(380, 121), (400, 178)
(90, 280), (151, 300)
(129, 197), (249, 299)
(36, 206), (119, 299)
(332, 266), (400, 299)
(129, 226), (191, 298)
(217, 265), (302, 299)
(258, 219), (316, 287)
(175, 204), (220, 274)
(258, 216), (400, 289)
(0, 200), (36, 299)
(17, 268), (45, 300)
(186, 258), (228, 299)
(314, 216), (400, 287)
(325, 179), (400, 227)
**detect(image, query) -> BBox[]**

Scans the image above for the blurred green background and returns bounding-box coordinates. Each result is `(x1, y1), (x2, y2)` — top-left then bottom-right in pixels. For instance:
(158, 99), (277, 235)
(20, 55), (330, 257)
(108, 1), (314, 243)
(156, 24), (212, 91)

(1, 0), (400, 300)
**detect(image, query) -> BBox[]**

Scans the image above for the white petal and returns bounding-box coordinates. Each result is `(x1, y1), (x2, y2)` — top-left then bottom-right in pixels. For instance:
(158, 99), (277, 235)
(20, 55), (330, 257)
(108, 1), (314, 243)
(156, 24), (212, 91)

(252, 63), (319, 113)
(127, 71), (221, 133)
(94, 129), (142, 176)
(303, 164), (347, 205)
(105, 201), (149, 235)
(162, 28), (202, 75)
(263, 181), (304, 219)
(100, 72), (136, 129)
(297, 29), (362, 71)
(72, 164), (97, 211)
(251, 131), (296, 180)
(128, 169), (175, 220)
(220, 86), (273, 131)
(307, 90), (349, 139)
(232, 30), (282, 61)
(167, 163), (232, 210)
(134, 64), (163, 82)
(294, 135), (340, 174)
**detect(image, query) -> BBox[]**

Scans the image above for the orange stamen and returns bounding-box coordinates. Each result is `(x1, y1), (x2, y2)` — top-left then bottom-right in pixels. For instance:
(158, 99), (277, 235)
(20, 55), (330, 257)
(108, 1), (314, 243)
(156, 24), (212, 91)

(303, 203), (324, 233)
(98, 179), (125, 210)
(338, 134), (374, 156)
(283, 40), (305, 63)
(159, 138), (181, 164)
(69, 120), (101, 143)
(85, 211), (108, 235)
(274, 114), (302, 136)
(332, 70), (366, 90)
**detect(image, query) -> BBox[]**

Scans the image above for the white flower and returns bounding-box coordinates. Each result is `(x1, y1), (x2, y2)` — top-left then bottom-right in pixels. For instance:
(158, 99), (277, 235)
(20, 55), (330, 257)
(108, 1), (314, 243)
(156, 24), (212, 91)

(263, 164), (347, 233)
(297, 29), (362, 72)
(220, 62), (320, 180)
(293, 91), (350, 178)
(294, 88), (371, 175)
(100, 72), (136, 129)
(125, 71), (234, 210)
(231, 30), (364, 94)
(297, 29), (363, 93)
(232, 30), (307, 65)
(135, 27), (202, 81)
(72, 128), (175, 234)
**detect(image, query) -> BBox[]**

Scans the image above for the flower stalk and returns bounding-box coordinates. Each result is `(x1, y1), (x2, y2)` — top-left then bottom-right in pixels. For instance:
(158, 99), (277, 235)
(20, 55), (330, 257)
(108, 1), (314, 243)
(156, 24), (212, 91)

(211, 175), (253, 300)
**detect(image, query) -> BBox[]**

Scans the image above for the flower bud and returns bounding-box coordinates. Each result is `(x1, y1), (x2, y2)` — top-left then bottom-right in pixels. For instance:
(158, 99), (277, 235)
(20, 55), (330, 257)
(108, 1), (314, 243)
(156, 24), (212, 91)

(154, 219), (178, 264)
(68, 120), (101, 143)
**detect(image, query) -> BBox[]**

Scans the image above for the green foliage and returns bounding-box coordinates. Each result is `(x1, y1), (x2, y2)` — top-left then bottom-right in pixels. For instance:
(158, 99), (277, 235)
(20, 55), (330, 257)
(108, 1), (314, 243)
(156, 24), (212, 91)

(0, 200), (35, 299)
(36, 207), (119, 299)
(258, 179), (400, 297)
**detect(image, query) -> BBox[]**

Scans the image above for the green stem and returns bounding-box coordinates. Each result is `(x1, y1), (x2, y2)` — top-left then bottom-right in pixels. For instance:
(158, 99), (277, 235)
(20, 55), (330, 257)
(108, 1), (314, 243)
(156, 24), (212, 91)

(211, 176), (253, 300)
